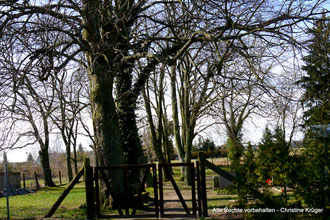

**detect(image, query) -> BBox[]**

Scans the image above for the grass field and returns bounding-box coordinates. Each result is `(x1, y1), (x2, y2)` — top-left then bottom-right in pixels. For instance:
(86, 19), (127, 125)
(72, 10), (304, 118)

(0, 183), (86, 219)
(1, 159), (327, 219)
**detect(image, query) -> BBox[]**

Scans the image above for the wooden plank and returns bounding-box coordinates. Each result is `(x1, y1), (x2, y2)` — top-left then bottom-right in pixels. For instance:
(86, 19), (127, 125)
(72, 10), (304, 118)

(152, 164), (159, 218)
(84, 158), (95, 220)
(96, 164), (153, 170)
(204, 160), (235, 182)
(190, 164), (196, 216)
(195, 161), (202, 217)
(131, 167), (150, 215)
(23, 173), (26, 189)
(45, 167), (84, 218)
(94, 168), (100, 217)
(34, 172), (40, 189)
(123, 170), (129, 216)
(59, 170), (62, 185)
(158, 164), (164, 217)
(99, 170), (124, 216)
(198, 152), (208, 217)
(164, 166), (190, 215)
(159, 162), (194, 167)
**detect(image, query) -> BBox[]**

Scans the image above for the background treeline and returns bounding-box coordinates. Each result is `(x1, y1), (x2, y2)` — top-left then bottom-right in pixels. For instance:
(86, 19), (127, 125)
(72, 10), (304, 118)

(1, 146), (95, 181)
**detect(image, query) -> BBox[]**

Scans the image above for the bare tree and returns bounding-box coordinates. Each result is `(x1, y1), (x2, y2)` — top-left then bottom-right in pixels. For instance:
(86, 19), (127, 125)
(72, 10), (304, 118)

(142, 63), (171, 165)
(50, 68), (89, 181)
(0, 61), (56, 186)
(266, 69), (304, 145)
(0, 0), (326, 205)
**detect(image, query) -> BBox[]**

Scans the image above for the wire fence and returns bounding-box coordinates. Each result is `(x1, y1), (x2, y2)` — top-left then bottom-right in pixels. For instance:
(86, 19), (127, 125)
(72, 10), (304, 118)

(0, 164), (86, 219)
(204, 169), (241, 218)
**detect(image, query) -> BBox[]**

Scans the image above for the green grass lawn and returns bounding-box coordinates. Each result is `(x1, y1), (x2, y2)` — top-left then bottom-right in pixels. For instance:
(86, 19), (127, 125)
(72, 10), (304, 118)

(1, 161), (327, 219)
(0, 183), (86, 219)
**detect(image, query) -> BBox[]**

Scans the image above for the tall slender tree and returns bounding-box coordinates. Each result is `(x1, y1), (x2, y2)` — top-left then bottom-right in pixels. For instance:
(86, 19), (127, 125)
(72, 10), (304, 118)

(298, 15), (330, 126)
(296, 15), (330, 210)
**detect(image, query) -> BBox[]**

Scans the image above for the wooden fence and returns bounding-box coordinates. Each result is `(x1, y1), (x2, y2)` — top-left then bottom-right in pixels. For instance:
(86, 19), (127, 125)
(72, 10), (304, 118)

(47, 154), (268, 219)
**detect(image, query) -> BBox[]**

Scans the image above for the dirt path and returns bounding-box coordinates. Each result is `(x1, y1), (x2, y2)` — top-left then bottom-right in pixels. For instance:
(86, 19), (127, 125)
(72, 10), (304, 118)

(160, 181), (196, 219)
(99, 179), (242, 220)
(122, 181), (196, 220)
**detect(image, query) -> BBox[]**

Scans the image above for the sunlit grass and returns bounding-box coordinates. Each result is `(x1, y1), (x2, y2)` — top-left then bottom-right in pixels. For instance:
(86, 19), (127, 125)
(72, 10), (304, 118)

(0, 183), (86, 219)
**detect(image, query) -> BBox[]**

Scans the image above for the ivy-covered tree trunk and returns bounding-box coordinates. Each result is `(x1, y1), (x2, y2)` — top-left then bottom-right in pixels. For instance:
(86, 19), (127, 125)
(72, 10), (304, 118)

(116, 67), (145, 165)
(116, 63), (147, 206)
(227, 135), (246, 204)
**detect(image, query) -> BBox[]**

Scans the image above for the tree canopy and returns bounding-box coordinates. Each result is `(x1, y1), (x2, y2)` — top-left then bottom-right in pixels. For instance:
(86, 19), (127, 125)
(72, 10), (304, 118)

(0, 0), (328, 205)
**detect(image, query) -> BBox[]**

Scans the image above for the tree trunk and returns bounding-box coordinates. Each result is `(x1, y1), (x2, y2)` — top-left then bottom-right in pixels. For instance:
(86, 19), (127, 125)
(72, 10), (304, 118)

(82, 0), (151, 208)
(39, 146), (56, 187)
(170, 64), (185, 179)
(116, 66), (147, 207)
(143, 87), (166, 164)
(117, 89), (145, 165)
(88, 57), (125, 208)
(73, 143), (78, 174)
(183, 127), (194, 185)
(182, 61), (194, 185)
(82, 0), (127, 208)
(65, 143), (73, 181)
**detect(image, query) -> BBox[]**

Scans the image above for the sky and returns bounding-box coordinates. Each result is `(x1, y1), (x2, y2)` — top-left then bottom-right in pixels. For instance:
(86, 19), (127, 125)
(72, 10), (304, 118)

(1, 134), (93, 163)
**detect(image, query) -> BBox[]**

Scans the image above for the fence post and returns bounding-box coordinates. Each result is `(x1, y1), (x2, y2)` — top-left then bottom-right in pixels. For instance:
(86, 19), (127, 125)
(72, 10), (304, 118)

(198, 152), (208, 217)
(158, 164), (164, 217)
(23, 173), (26, 189)
(195, 161), (202, 217)
(34, 171), (40, 189)
(5, 163), (10, 219)
(190, 163), (197, 217)
(152, 164), (159, 218)
(84, 158), (95, 220)
(59, 170), (62, 186)
(94, 168), (100, 217)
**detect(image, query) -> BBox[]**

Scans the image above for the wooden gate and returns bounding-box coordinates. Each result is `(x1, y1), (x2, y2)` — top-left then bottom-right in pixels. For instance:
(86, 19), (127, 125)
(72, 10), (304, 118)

(158, 162), (200, 218)
(46, 159), (203, 219)
(94, 163), (158, 218)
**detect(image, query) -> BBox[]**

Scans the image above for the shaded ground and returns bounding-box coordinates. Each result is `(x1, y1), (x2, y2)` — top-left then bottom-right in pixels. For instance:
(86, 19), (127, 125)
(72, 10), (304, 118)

(107, 177), (241, 220)
(101, 181), (196, 219)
